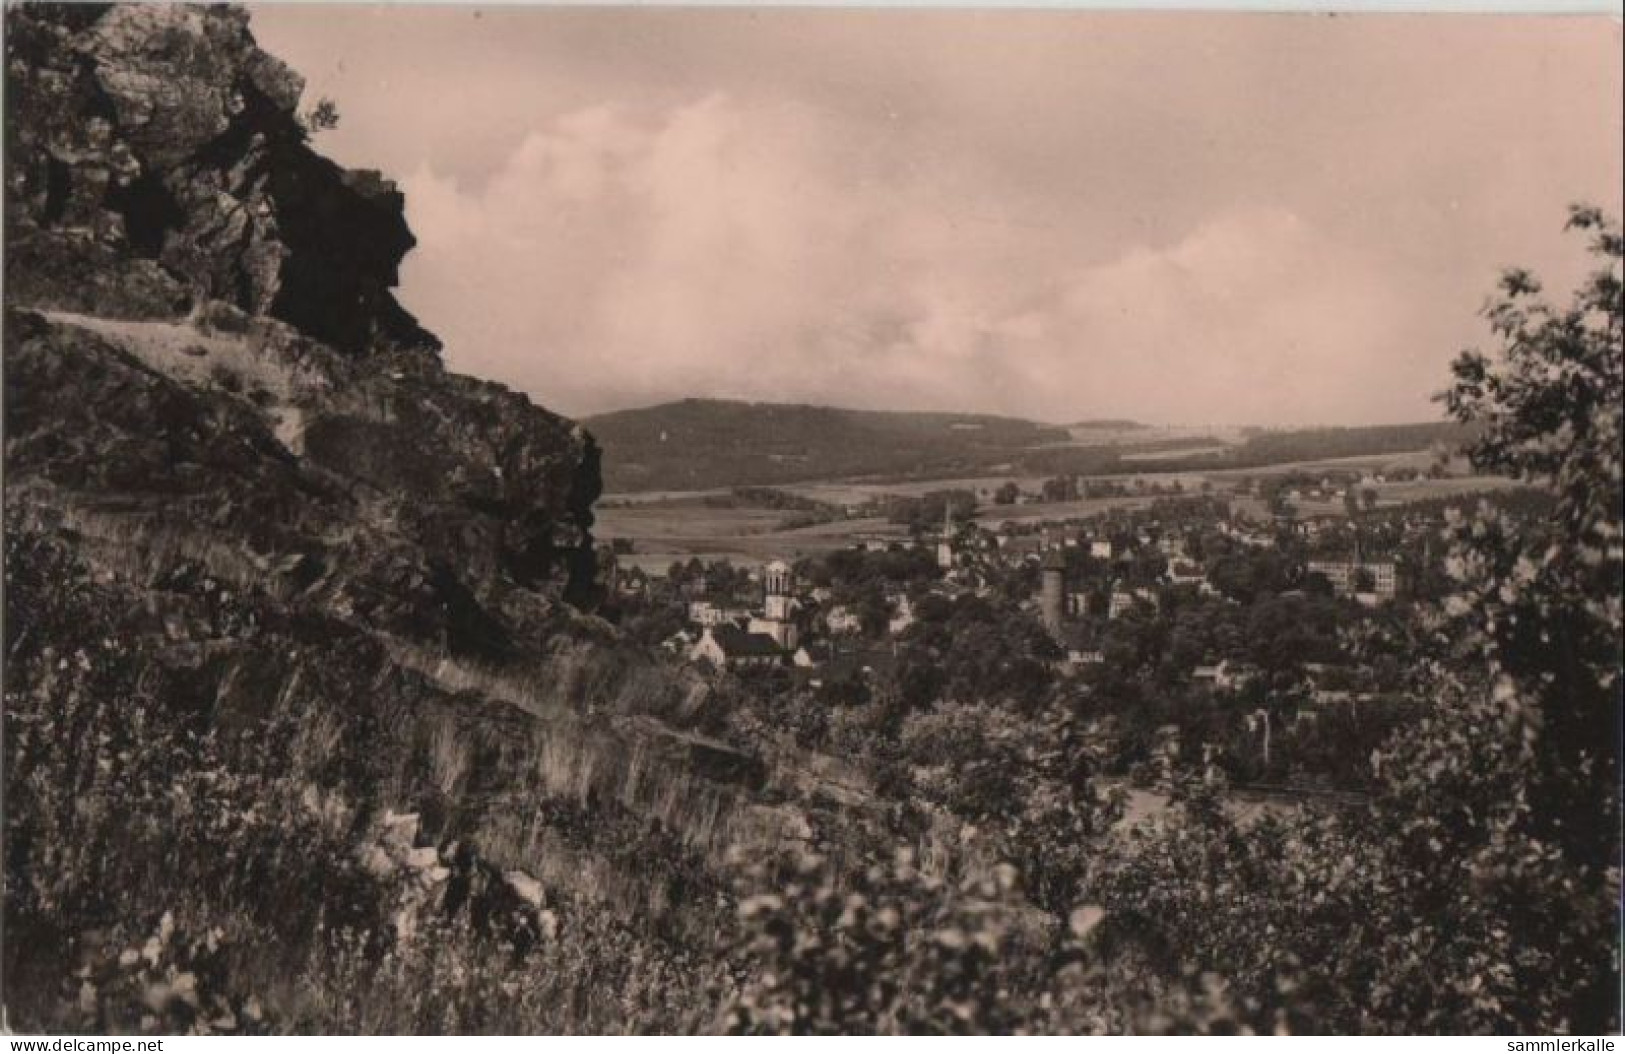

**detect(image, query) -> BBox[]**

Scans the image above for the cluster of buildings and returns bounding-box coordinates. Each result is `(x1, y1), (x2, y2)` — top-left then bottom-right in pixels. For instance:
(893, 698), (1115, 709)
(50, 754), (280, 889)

(682, 560), (803, 667)
(1306, 559), (1398, 603)
(670, 559), (901, 685)
(622, 483), (1425, 693)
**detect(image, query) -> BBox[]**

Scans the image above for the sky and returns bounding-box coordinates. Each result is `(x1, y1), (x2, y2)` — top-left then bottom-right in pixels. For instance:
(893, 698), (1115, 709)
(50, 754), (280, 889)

(248, 6), (1622, 426)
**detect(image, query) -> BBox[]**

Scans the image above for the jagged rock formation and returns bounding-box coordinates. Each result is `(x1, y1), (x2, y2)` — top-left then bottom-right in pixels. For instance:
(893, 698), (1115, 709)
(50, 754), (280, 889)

(5, 1), (606, 628)
(6, 3), (430, 351)
(3, 4), (810, 972)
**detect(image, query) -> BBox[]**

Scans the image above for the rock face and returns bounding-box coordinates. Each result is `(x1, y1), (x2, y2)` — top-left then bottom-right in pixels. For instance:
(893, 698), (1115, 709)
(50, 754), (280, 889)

(6, 2), (430, 353)
(2, 10), (812, 1023)
(3, 7), (768, 909)
(5, 2), (603, 619)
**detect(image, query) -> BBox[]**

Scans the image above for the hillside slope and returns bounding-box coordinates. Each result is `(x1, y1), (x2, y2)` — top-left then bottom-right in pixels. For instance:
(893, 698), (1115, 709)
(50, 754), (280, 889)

(588, 397), (1471, 493)
(586, 398), (1074, 491)
(1, 4), (819, 1030)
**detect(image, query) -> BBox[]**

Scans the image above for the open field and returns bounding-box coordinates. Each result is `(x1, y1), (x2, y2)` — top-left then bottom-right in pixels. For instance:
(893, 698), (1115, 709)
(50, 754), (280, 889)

(1199, 447), (1444, 479)
(1287, 473), (1522, 518)
(977, 495), (1169, 526)
(596, 500), (910, 572)
(597, 446), (1524, 572)
(760, 448), (1460, 506)
(586, 399), (1474, 493)
(1121, 445), (1230, 461)
(1064, 423), (1248, 447)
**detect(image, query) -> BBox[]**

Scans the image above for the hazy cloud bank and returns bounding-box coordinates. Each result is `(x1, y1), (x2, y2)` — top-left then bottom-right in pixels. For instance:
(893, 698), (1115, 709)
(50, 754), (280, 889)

(253, 8), (1623, 425)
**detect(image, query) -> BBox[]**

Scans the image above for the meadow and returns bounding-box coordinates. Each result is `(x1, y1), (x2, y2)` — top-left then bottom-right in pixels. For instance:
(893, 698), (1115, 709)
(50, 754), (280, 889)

(597, 450), (1519, 570)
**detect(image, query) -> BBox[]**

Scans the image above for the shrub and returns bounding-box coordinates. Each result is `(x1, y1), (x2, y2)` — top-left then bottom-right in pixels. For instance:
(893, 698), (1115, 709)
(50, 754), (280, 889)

(725, 850), (1046, 1034)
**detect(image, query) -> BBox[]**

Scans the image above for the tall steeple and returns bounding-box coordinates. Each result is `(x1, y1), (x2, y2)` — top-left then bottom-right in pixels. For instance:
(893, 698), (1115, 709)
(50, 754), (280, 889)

(1040, 548), (1067, 635)
(763, 559), (792, 619)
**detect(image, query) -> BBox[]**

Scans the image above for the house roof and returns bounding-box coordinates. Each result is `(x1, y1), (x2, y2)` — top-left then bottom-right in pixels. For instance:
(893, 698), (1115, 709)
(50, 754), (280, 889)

(796, 640), (835, 663)
(708, 623), (784, 658)
(816, 646), (896, 682)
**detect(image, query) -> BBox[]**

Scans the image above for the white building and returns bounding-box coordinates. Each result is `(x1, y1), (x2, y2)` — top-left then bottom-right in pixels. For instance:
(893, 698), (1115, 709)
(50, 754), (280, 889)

(888, 594), (916, 636)
(1192, 659), (1258, 691)
(825, 606), (863, 635)
(763, 560), (794, 620)
(1307, 559), (1398, 601)
(752, 559), (800, 648)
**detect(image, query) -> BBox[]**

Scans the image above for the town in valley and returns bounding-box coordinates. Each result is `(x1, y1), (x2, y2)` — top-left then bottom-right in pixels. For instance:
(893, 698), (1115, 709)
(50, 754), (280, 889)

(4, 2), (1617, 1037)
(591, 444), (1525, 804)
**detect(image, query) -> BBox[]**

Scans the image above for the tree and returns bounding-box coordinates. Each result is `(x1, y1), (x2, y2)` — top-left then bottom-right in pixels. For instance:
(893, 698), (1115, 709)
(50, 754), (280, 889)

(1403, 204), (1622, 1027)
(1042, 476), (1079, 503)
(299, 96), (340, 136)
(994, 481), (1021, 505)
(1084, 207), (1622, 1034)
(726, 852), (1038, 1034)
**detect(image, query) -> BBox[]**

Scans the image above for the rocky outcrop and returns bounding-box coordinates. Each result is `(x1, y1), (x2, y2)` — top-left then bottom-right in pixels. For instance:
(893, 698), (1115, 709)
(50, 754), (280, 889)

(5, 8), (819, 1004)
(4, 303), (603, 636)
(5, 3), (432, 353)
(5, 3), (605, 621)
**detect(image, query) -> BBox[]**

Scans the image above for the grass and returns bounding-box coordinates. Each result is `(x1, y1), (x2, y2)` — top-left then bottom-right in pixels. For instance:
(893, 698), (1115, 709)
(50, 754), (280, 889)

(34, 309), (343, 455)
(596, 504), (905, 570)
(596, 446), (1517, 566)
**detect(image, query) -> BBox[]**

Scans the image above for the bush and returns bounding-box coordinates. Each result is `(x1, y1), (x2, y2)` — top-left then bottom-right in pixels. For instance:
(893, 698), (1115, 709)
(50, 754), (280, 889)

(726, 851), (1045, 1034)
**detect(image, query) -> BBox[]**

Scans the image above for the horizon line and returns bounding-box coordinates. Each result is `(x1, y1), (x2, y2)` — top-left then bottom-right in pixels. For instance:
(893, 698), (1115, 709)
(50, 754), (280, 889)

(572, 392), (1456, 432)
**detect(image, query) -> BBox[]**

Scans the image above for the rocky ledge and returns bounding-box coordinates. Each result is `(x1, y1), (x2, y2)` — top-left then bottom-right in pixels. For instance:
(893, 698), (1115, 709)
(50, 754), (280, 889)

(5, 2), (604, 618)
(6, 2), (429, 352)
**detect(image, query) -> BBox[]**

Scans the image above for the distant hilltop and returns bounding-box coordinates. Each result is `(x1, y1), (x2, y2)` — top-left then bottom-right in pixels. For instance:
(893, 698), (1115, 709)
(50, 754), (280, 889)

(1067, 418), (1150, 430)
(585, 397), (1472, 493)
(584, 398), (1070, 491)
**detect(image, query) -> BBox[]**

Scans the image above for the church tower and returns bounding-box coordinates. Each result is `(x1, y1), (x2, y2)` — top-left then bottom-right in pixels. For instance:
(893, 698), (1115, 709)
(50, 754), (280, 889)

(763, 559), (793, 621)
(1041, 548), (1067, 635)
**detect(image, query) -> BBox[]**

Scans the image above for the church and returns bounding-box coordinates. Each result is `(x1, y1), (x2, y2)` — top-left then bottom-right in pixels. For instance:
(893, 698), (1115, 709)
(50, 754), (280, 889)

(747, 559), (801, 649)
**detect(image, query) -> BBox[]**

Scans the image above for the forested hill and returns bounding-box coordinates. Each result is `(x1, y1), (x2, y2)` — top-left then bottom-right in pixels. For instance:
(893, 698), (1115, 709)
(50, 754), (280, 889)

(584, 398), (1074, 491)
(1226, 421), (1480, 466)
(586, 397), (1475, 492)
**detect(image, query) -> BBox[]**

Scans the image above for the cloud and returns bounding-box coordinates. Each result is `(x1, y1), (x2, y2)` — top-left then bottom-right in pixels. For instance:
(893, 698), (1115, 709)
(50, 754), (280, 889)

(1001, 208), (1421, 425)
(400, 93), (989, 417)
(400, 98), (1428, 426)
(307, 11), (1622, 427)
